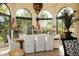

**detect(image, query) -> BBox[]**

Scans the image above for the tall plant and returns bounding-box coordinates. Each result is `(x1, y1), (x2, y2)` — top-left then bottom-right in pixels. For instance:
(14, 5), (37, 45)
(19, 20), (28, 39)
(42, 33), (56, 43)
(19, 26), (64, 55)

(57, 7), (78, 32)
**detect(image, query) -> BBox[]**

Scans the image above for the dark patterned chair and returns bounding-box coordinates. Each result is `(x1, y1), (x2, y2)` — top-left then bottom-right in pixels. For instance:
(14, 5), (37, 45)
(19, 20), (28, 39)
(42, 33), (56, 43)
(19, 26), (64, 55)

(62, 36), (79, 56)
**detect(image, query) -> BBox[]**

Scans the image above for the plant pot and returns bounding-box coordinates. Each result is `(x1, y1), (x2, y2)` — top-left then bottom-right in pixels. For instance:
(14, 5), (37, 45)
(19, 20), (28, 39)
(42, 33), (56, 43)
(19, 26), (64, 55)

(64, 31), (72, 38)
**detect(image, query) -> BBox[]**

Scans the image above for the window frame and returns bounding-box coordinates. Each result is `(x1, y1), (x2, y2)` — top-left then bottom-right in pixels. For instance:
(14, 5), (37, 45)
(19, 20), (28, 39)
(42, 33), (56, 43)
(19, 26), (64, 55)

(35, 10), (53, 34)
(15, 8), (32, 35)
(0, 3), (11, 51)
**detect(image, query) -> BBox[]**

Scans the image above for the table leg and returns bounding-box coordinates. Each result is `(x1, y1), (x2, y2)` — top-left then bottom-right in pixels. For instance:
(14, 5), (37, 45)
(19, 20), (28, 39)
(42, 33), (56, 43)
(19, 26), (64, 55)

(20, 42), (23, 49)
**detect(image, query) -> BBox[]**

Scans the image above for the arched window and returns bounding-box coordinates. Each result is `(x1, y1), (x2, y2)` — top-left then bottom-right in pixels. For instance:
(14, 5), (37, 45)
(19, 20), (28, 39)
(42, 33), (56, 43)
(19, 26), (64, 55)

(14, 9), (32, 38)
(56, 7), (74, 34)
(0, 4), (11, 49)
(35, 10), (53, 34)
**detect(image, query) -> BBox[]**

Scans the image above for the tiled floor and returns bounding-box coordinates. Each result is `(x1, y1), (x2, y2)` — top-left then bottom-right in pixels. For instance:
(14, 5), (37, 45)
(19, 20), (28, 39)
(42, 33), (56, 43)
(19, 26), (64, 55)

(25, 49), (60, 56)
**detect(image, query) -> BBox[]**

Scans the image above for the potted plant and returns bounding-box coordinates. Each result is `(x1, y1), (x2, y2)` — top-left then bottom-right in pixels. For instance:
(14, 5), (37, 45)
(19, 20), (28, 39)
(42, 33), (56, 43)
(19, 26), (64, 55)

(57, 7), (79, 37)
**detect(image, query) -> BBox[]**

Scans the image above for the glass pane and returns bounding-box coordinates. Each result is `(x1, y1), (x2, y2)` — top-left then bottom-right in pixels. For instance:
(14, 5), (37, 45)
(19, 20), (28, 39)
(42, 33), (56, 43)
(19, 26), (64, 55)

(39, 20), (53, 34)
(38, 10), (52, 18)
(0, 16), (10, 48)
(0, 4), (10, 15)
(57, 19), (65, 34)
(14, 9), (32, 39)
(35, 10), (53, 34)
(0, 4), (10, 49)
(16, 19), (32, 34)
(16, 9), (31, 17)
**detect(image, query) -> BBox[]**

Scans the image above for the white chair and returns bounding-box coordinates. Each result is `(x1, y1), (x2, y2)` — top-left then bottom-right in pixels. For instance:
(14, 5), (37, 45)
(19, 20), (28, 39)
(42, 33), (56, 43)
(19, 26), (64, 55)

(45, 34), (54, 51)
(7, 35), (18, 50)
(23, 35), (35, 53)
(35, 34), (45, 52)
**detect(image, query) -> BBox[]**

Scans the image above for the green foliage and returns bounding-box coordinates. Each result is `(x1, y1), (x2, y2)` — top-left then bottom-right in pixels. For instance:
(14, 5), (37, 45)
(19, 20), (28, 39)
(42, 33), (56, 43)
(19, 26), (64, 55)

(16, 9), (31, 17)
(57, 19), (65, 33)
(0, 34), (4, 42)
(0, 16), (9, 42)
(39, 11), (48, 18)
(0, 4), (10, 15)
(44, 21), (52, 33)
(15, 9), (32, 36)
(16, 18), (32, 35)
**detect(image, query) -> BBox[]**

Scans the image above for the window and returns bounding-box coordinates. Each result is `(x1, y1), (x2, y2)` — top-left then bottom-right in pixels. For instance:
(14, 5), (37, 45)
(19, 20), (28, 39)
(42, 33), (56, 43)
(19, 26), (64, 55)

(14, 9), (32, 38)
(0, 3), (11, 49)
(34, 10), (53, 34)
(56, 7), (74, 34)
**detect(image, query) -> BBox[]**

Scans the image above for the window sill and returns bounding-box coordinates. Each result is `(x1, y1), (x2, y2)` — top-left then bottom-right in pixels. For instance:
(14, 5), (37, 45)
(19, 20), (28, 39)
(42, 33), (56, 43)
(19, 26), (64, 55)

(0, 47), (10, 56)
